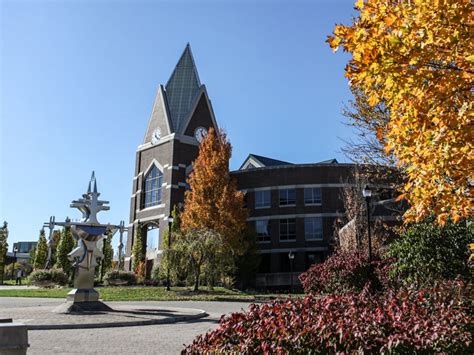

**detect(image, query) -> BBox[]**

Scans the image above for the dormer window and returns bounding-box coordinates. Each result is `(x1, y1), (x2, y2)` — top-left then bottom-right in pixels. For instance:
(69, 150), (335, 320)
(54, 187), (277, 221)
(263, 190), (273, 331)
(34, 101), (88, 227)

(142, 165), (163, 208)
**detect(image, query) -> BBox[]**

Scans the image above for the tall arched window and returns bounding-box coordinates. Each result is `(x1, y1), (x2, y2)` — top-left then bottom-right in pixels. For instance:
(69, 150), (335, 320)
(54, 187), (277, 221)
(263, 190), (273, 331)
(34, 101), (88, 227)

(143, 165), (163, 208)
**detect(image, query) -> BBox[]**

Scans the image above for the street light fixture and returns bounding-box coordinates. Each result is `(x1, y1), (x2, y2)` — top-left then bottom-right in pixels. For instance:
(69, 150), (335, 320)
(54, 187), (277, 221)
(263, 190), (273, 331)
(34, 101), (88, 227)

(166, 214), (174, 291)
(362, 185), (373, 263)
(288, 250), (295, 294)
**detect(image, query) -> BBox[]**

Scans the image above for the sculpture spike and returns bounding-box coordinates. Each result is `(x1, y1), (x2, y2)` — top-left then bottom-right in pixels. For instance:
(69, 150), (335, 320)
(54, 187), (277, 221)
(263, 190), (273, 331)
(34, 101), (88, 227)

(93, 179), (98, 194)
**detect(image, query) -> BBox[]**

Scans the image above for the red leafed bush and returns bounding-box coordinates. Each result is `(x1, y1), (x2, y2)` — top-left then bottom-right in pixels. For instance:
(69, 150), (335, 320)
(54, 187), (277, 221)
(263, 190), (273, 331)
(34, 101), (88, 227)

(183, 282), (471, 354)
(299, 250), (393, 295)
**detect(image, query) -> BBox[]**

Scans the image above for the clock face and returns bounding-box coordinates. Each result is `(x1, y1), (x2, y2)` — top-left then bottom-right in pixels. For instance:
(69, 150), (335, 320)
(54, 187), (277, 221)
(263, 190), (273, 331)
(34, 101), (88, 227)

(151, 128), (161, 145)
(194, 127), (208, 143)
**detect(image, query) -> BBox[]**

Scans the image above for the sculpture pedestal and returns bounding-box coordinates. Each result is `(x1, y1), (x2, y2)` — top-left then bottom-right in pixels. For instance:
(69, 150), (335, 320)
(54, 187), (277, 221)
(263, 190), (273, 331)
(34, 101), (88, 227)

(67, 288), (100, 303)
(54, 289), (112, 313)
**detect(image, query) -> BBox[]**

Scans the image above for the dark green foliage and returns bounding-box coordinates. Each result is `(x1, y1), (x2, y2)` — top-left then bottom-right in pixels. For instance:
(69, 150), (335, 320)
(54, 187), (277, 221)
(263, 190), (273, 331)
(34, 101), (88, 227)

(54, 222), (75, 276)
(234, 226), (260, 290)
(0, 222), (8, 283)
(387, 218), (473, 288)
(33, 229), (48, 269)
(102, 231), (114, 274)
(49, 230), (62, 267)
(132, 223), (144, 273)
(104, 270), (137, 286)
(29, 268), (68, 287)
(160, 206), (192, 286)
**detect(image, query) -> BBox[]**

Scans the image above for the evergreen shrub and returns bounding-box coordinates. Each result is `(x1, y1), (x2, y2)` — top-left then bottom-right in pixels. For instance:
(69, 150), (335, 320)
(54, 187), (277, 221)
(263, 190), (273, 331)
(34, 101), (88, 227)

(387, 218), (473, 288)
(29, 269), (68, 287)
(104, 270), (137, 286)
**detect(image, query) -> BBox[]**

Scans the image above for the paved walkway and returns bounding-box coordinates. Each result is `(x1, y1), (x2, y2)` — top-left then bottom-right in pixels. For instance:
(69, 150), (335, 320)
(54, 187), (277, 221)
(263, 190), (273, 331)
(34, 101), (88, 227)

(1, 299), (207, 330)
(0, 285), (39, 290)
(0, 297), (252, 354)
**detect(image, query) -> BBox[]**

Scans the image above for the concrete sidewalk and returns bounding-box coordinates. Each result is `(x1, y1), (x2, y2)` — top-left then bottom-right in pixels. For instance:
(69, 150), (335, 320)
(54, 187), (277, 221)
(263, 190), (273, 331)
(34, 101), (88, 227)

(0, 298), (207, 330)
(0, 297), (252, 354)
(0, 285), (39, 290)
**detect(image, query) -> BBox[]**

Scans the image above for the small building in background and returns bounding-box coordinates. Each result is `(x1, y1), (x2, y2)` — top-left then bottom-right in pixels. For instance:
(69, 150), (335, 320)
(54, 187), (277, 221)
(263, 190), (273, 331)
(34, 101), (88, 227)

(7, 241), (37, 264)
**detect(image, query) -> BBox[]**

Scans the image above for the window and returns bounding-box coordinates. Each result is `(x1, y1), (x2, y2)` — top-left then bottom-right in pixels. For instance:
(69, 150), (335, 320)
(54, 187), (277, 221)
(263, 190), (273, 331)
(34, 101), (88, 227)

(279, 189), (296, 206)
(304, 217), (323, 240)
(255, 190), (271, 208)
(143, 165), (164, 208)
(279, 218), (296, 241)
(304, 187), (321, 204)
(255, 220), (271, 242)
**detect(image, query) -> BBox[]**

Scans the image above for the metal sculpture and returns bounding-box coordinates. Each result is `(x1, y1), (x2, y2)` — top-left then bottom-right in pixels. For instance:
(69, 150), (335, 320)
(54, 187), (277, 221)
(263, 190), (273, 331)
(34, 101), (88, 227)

(48, 172), (128, 313)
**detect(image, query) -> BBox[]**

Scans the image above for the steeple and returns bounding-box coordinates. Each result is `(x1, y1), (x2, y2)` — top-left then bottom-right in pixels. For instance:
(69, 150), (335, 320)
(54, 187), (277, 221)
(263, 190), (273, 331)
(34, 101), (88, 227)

(165, 44), (202, 133)
(142, 43), (217, 144)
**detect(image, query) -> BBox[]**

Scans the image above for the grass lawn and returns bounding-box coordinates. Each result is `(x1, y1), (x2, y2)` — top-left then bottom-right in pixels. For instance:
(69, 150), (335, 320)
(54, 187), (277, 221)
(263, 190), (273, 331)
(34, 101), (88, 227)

(0, 286), (300, 302)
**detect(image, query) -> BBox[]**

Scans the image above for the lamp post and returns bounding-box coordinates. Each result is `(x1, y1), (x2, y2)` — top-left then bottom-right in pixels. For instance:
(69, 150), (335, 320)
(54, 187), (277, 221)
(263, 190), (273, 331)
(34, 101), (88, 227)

(362, 185), (373, 263)
(11, 246), (18, 280)
(288, 250), (295, 294)
(166, 214), (174, 291)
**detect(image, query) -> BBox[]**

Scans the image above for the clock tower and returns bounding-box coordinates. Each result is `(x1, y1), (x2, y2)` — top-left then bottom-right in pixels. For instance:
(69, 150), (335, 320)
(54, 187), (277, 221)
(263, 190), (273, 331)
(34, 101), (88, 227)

(125, 44), (218, 271)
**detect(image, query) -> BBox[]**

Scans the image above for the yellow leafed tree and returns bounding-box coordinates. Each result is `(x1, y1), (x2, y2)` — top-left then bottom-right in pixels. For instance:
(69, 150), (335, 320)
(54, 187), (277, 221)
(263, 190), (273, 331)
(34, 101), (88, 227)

(181, 127), (248, 255)
(328, 0), (473, 224)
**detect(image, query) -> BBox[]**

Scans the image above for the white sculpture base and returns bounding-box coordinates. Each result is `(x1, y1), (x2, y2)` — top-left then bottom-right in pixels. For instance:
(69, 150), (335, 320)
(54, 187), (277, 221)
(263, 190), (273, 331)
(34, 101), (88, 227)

(53, 289), (112, 313)
(67, 288), (100, 302)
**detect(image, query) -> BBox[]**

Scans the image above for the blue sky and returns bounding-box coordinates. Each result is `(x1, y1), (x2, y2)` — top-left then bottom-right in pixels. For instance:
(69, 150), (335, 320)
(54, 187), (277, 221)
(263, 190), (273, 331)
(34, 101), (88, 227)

(1, 0), (356, 250)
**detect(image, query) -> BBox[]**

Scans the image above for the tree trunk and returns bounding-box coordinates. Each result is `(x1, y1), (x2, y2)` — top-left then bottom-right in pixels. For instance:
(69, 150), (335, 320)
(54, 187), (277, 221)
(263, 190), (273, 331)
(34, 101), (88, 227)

(194, 268), (200, 292)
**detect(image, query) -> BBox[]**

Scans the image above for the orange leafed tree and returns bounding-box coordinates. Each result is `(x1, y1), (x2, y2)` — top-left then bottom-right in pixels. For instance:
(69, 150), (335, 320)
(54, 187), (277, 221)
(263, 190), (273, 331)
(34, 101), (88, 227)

(181, 128), (248, 255)
(328, 0), (473, 224)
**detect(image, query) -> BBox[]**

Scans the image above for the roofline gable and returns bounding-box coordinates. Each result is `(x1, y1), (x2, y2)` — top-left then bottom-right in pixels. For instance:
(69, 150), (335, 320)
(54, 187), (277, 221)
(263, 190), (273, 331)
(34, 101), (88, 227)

(239, 155), (266, 170)
(180, 85), (218, 135)
(143, 85), (174, 144)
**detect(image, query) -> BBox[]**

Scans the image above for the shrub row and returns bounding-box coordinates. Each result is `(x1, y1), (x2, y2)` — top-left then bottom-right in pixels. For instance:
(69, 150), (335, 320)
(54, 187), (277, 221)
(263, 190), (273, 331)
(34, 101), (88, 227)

(299, 250), (397, 295)
(29, 269), (68, 287)
(104, 270), (137, 286)
(184, 282), (471, 354)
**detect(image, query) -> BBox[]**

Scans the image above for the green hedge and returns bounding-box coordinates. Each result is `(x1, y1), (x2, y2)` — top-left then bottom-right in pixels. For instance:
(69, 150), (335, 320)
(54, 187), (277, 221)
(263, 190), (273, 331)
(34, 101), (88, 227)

(29, 269), (68, 287)
(104, 270), (137, 286)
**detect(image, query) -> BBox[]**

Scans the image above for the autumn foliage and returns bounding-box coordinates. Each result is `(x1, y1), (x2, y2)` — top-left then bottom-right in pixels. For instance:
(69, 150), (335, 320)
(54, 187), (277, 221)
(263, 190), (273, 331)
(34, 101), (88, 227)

(299, 250), (395, 295)
(184, 282), (471, 354)
(181, 128), (248, 255)
(328, 0), (473, 224)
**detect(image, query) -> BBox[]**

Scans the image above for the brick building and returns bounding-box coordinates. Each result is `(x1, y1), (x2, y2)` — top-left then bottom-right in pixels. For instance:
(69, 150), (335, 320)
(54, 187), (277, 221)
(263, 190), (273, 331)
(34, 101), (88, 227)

(124, 45), (399, 287)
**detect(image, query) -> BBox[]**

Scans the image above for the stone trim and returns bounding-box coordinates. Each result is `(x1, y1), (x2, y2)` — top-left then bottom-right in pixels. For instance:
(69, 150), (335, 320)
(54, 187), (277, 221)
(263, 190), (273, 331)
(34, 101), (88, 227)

(136, 204), (165, 213)
(259, 247), (328, 254)
(247, 213), (343, 221)
(137, 134), (175, 152)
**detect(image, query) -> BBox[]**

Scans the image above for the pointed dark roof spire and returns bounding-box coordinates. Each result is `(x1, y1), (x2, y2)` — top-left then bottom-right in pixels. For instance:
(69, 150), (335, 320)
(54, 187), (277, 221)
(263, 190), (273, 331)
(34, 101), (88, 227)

(165, 44), (202, 133)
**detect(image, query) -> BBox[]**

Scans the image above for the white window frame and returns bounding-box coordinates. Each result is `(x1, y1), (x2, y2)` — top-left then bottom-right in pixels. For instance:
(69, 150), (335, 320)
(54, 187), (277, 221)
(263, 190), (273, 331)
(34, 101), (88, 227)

(279, 188), (296, 206)
(279, 218), (296, 241)
(304, 217), (323, 240)
(255, 190), (271, 209)
(304, 187), (322, 205)
(255, 219), (271, 243)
